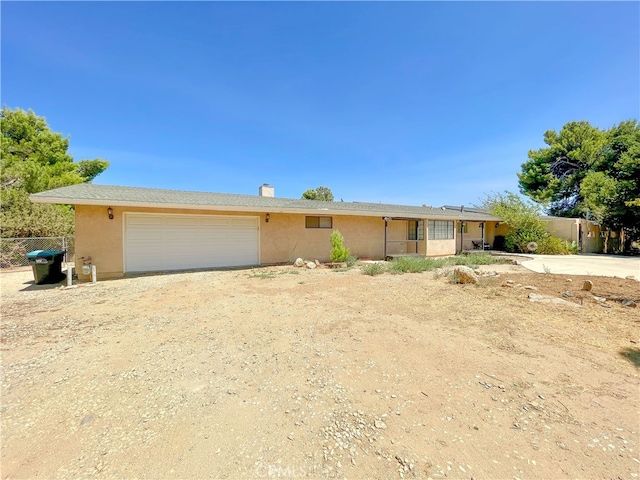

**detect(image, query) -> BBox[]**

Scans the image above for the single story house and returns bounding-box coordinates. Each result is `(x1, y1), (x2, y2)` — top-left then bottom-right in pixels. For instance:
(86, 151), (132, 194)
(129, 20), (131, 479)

(30, 183), (500, 279)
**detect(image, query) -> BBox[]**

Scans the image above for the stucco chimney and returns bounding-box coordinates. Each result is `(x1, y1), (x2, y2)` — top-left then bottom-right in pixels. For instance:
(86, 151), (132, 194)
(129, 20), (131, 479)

(259, 184), (274, 197)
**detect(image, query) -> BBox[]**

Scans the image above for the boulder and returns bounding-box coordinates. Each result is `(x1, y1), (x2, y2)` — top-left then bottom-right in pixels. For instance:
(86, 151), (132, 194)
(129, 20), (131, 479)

(621, 299), (637, 308)
(306, 261), (317, 269)
(582, 280), (593, 291)
(453, 266), (478, 284)
(528, 293), (581, 308)
(293, 258), (305, 267)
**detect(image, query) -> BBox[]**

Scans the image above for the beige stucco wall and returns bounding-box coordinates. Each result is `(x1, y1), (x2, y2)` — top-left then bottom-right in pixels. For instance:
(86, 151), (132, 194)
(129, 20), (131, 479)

(425, 220), (457, 256)
(543, 218), (603, 253)
(76, 205), (472, 278)
(261, 213), (385, 263)
(427, 239), (456, 256)
(578, 219), (603, 253)
(544, 218), (576, 242)
(75, 206), (389, 278)
(75, 205), (124, 279)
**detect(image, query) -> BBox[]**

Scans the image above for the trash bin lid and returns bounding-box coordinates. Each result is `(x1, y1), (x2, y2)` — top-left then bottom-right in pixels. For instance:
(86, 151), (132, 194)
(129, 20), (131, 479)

(26, 250), (64, 259)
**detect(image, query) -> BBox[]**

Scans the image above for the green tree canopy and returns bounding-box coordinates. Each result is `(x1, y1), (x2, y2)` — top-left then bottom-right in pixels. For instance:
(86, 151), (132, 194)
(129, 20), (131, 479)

(1, 107), (109, 237)
(301, 186), (334, 201)
(518, 120), (640, 243)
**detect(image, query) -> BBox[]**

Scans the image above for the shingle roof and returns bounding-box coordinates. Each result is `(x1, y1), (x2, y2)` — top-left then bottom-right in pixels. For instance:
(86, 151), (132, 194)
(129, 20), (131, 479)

(30, 183), (500, 221)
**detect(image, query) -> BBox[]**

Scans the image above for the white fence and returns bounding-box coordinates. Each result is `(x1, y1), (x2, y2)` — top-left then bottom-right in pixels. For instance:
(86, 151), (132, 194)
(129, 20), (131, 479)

(0, 236), (75, 268)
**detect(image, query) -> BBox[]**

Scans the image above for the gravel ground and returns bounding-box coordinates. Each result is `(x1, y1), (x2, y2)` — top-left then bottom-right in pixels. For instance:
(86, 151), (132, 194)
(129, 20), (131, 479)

(1, 264), (639, 479)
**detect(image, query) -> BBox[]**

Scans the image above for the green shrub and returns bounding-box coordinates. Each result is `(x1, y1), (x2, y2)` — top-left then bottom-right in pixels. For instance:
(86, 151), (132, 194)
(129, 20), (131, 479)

(449, 253), (505, 267)
(536, 236), (578, 254)
(249, 270), (276, 279)
(360, 254), (510, 276)
(504, 231), (577, 254)
(345, 255), (358, 267)
(361, 262), (386, 276)
(330, 230), (350, 262)
(388, 256), (448, 273)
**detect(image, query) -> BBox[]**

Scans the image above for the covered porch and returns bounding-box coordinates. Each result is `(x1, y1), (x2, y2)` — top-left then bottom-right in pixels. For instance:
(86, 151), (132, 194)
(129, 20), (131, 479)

(383, 217), (425, 259)
(457, 220), (510, 253)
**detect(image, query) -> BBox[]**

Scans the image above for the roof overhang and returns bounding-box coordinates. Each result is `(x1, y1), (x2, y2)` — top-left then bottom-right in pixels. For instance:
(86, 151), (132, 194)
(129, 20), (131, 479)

(30, 195), (499, 221)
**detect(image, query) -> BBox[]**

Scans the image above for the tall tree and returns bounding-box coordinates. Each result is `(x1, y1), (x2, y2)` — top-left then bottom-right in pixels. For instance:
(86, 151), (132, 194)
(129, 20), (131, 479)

(301, 186), (334, 201)
(518, 121), (607, 217)
(518, 120), (640, 249)
(0, 107), (109, 237)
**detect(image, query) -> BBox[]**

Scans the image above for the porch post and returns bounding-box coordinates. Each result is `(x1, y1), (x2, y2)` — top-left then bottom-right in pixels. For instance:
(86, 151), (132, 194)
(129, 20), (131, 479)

(382, 217), (394, 259)
(383, 217), (388, 259)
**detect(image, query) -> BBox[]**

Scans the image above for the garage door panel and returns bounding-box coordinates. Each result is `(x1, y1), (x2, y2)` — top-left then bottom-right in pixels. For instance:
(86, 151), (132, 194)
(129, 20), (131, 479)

(166, 217), (198, 227)
(125, 214), (258, 273)
(127, 216), (164, 227)
(201, 217), (232, 227)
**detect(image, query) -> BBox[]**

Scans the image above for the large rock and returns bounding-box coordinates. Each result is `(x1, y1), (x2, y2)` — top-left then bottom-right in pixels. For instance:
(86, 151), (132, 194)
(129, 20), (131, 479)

(582, 280), (593, 291)
(306, 261), (317, 269)
(528, 293), (582, 308)
(293, 258), (305, 267)
(453, 266), (478, 284)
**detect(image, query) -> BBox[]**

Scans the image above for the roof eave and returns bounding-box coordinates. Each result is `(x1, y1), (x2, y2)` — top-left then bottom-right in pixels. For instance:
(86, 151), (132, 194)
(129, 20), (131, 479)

(30, 195), (499, 220)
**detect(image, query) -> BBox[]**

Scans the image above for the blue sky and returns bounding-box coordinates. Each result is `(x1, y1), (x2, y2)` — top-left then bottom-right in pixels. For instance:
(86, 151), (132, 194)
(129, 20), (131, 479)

(2, 2), (638, 207)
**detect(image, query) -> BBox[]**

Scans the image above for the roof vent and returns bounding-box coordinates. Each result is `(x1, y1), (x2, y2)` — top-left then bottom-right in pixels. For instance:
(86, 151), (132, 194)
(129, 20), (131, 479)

(259, 184), (274, 197)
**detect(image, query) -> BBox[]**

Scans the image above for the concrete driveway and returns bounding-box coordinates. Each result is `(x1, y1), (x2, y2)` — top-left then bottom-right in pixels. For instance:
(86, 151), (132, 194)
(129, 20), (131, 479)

(520, 253), (640, 280)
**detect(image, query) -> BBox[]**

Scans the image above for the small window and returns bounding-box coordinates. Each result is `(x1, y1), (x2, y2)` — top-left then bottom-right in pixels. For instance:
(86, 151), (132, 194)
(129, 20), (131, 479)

(305, 216), (332, 229)
(408, 220), (424, 241)
(460, 223), (468, 234)
(428, 220), (454, 240)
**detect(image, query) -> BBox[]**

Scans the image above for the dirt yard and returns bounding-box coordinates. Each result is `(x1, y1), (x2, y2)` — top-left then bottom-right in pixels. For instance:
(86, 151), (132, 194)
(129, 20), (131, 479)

(1, 263), (639, 479)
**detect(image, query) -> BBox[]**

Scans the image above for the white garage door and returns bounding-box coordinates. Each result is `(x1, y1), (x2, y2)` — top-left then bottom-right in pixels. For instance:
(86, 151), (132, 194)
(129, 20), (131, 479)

(124, 213), (259, 273)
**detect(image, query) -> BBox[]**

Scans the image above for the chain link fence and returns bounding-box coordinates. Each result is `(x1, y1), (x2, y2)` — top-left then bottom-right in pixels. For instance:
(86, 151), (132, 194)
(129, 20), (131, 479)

(0, 236), (75, 268)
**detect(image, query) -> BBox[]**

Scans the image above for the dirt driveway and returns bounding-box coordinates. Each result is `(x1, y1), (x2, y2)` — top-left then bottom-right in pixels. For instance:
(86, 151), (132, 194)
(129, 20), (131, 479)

(1, 265), (639, 479)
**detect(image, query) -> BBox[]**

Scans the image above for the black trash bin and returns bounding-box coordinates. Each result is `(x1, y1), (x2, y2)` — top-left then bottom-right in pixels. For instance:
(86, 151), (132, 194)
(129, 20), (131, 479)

(26, 250), (67, 285)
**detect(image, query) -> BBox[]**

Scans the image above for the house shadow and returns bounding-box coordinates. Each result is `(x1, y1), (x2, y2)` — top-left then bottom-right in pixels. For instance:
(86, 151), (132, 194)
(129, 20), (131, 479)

(123, 264), (262, 280)
(619, 347), (640, 368)
(19, 279), (66, 292)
